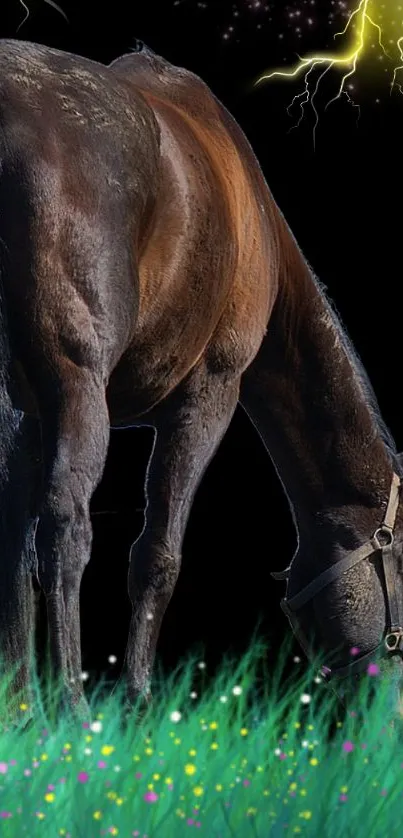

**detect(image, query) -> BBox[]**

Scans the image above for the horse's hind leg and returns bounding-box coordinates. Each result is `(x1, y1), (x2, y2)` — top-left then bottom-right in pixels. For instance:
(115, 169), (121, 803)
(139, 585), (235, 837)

(0, 410), (41, 724)
(124, 362), (240, 707)
(35, 370), (109, 718)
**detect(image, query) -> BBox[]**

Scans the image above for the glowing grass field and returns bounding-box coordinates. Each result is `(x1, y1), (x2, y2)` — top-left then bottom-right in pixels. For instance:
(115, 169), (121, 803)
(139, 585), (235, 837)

(0, 636), (403, 837)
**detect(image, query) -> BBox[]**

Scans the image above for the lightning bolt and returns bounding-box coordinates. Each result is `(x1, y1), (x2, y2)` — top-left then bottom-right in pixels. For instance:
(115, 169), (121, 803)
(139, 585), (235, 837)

(255, 0), (401, 147)
(16, 0), (68, 32)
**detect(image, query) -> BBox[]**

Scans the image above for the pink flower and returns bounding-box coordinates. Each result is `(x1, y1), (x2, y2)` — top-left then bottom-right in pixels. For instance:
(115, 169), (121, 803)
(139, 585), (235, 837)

(343, 741), (354, 752)
(77, 771), (89, 783)
(0, 812), (12, 819)
(135, 772), (143, 779)
(97, 761), (106, 769)
(367, 663), (379, 676)
(144, 791), (158, 803)
(243, 779), (251, 786)
(339, 794), (348, 802)
(350, 647), (360, 656)
(0, 764), (8, 774)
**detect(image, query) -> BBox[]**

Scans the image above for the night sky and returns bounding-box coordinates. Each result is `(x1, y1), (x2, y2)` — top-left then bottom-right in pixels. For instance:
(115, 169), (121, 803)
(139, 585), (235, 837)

(0, 0), (402, 689)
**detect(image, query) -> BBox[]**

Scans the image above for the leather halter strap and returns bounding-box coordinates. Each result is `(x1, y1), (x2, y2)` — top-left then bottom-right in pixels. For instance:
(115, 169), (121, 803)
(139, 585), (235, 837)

(271, 472), (402, 679)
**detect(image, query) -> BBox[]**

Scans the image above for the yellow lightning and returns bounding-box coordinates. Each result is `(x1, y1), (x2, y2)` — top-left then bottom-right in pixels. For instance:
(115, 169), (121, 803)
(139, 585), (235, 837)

(255, 0), (402, 146)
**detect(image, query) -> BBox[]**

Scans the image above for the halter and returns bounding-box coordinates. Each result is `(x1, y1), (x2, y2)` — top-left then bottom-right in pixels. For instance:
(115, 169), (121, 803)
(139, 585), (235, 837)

(271, 472), (403, 680)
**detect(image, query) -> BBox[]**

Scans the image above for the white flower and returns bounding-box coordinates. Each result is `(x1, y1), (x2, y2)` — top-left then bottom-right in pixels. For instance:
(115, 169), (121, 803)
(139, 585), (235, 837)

(300, 693), (312, 705)
(219, 695), (228, 703)
(170, 710), (182, 723)
(274, 747), (281, 755)
(90, 721), (102, 733)
(302, 740), (309, 748)
(314, 676), (322, 684)
(232, 686), (243, 696)
(114, 765), (122, 772)
(84, 748), (92, 755)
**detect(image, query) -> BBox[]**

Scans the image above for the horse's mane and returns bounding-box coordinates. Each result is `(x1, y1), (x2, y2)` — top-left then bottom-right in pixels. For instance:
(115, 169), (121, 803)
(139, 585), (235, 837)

(313, 272), (399, 466)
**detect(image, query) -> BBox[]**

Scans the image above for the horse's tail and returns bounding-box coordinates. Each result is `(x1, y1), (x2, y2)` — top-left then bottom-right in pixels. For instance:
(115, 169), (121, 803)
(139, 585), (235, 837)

(0, 269), (21, 489)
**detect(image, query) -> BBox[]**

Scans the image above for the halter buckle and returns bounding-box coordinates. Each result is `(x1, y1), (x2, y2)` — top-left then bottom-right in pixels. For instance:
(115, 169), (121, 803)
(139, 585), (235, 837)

(384, 628), (403, 652)
(373, 524), (394, 551)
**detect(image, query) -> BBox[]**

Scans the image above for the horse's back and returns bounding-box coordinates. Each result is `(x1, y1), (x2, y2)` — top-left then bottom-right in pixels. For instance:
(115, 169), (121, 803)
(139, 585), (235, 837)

(107, 49), (279, 419)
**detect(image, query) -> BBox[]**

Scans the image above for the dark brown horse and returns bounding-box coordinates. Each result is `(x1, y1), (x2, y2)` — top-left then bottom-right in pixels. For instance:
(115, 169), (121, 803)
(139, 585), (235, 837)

(1, 38), (403, 723)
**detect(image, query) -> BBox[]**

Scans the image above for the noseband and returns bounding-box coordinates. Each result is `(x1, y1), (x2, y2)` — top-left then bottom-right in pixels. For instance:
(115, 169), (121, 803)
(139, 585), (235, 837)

(271, 472), (403, 680)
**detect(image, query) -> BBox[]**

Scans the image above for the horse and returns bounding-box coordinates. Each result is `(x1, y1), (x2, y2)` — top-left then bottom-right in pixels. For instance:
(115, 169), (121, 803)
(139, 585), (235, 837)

(0, 37), (402, 724)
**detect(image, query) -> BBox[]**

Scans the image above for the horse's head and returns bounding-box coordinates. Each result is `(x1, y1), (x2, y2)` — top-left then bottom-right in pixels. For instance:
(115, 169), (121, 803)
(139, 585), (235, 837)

(276, 455), (403, 723)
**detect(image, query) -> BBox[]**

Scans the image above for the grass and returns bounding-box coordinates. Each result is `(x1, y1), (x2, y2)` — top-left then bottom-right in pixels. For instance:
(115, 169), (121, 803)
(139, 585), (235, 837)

(0, 634), (403, 837)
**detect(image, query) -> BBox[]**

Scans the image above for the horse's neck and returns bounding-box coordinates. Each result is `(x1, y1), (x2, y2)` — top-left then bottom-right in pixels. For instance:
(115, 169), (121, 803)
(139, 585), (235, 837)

(241, 236), (394, 558)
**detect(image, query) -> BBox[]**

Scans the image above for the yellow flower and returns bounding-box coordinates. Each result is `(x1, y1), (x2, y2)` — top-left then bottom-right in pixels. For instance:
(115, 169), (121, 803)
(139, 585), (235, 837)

(165, 777), (173, 784)
(65, 755), (72, 762)
(20, 703), (29, 711)
(240, 728), (248, 736)
(153, 773), (160, 781)
(44, 793), (55, 802)
(210, 742), (219, 750)
(289, 783), (297, 791)
(299, 810), (312, 820)
(247, 807), (257, 815)
(309, 758), (319, 766)
(63, 744), (71, 750)
(145, 747), (153, 755)
(209, 722), (218, 730)
(340, 786), (348, 794)
(174, 738), (181, 745)
(93, 812), (102, 820)
(101, 745), (115, 756)
(40, 754), (49, 761)
(107, 791), (117, 800)
(193, 786), (204, 797)
(116, 798), (124, 805)
(294, 722), (301, 729)
(36, 813), (45, 820)
(110, 829), (118, 836)
(189, 749), (197, 756)
(215, 784), (223, 792)
(85, 736), (92, 743)
(185, 764), (197, 775)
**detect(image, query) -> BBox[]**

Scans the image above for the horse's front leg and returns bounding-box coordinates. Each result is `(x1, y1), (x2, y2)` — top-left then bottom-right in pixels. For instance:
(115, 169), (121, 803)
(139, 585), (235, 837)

(123, 362), (240, 710)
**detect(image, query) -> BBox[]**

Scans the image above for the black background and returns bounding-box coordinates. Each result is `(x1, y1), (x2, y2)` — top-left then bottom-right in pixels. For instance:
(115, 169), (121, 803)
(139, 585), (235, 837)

(0, 1), (401, 689)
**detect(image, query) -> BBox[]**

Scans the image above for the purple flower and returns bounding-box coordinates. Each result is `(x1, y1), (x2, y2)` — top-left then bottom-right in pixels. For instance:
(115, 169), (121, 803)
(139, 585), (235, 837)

(343, 741), (354, 753)
(77, 771), (89, 783)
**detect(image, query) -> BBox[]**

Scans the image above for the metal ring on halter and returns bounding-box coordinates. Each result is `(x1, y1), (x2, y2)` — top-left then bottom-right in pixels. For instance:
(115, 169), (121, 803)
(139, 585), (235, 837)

(373, 524), (394, 551)
(384, 629), (403, 652)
